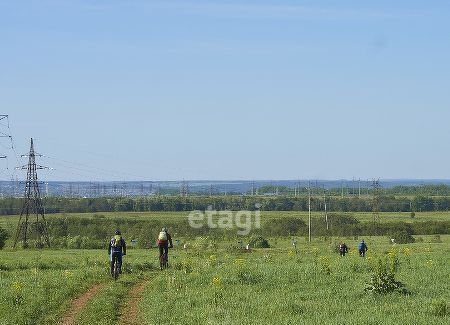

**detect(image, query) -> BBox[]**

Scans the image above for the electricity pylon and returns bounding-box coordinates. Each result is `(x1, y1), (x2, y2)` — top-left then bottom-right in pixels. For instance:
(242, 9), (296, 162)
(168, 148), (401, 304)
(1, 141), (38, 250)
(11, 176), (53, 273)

(372, 178), (381, 224)
(180, 180), (189, 197)
(13, 138), (50, 248)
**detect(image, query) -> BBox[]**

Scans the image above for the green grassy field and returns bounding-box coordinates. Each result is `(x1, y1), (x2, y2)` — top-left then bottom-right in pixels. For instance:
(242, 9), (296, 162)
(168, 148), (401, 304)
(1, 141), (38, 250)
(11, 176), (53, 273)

(0, 235), (448, 324)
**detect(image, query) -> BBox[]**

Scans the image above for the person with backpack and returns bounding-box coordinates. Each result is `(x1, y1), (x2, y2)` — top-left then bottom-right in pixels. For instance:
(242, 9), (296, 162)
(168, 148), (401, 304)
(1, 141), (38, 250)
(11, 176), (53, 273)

(157, 227), (173, 267)
(358, 239), (368, 257)
(108, 230), (126, 276)
(339, 242), (348, 257)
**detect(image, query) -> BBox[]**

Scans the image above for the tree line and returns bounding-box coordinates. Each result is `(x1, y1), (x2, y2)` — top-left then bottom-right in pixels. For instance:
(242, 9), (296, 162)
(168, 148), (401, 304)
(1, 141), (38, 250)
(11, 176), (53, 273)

(0, 194), (449, 215)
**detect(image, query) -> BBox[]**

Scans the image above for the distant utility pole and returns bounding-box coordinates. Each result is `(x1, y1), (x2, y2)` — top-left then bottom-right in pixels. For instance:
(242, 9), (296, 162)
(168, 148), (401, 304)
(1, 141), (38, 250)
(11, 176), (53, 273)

(308, 181), (312, 243)
(323, 187), (329, 231)
(358, 178), (361, 198)
(121, 182), (126, 197)
(13, 138), (50, 248)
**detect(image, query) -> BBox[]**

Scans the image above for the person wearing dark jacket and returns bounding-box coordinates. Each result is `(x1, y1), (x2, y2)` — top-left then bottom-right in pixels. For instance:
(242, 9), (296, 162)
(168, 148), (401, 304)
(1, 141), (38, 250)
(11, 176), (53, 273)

(108, 230), (126, 276)
(358, 240), (368, 257)
(339, 242), (348, 257)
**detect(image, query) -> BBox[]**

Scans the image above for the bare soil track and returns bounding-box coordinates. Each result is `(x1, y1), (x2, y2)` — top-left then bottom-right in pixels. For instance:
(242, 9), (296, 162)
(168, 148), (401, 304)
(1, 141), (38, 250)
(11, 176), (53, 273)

(59, 283), (105, 325)
(118, 280), (150, 325)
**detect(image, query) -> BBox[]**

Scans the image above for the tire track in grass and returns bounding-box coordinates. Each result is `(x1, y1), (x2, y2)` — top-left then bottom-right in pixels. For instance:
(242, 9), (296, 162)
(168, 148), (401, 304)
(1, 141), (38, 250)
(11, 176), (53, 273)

(59, 283), (105, 325)
(118, 277), (155, 325)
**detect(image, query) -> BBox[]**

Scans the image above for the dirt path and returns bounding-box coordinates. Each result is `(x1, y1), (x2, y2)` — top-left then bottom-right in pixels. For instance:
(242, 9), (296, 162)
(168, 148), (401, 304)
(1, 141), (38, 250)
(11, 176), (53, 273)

(118, 280), (151, 325)
(59, 283), (105, 325)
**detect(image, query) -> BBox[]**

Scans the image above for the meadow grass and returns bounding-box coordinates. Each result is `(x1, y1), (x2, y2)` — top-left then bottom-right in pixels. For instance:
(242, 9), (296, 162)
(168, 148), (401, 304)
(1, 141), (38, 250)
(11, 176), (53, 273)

(139, 236), (449, 325)
(0, 249), (155, 325)
(76, 275), (138, 325)
(0, 236), (448, 324)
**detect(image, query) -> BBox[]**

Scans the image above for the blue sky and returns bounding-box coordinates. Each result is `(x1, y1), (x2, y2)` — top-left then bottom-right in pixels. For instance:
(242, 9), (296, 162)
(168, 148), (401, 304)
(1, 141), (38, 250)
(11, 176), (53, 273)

(1, 0), (449, 181)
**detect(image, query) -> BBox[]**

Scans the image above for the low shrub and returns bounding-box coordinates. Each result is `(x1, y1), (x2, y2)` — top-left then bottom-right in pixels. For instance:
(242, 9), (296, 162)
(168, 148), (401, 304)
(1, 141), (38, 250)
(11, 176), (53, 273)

(389, 230), (415, 244)
(365, 254), (409, 295)
(248, 236), (270, 248)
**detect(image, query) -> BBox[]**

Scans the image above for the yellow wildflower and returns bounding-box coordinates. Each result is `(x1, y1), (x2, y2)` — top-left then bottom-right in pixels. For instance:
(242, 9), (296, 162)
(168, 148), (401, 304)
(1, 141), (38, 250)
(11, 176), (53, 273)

(212, 276), (222, 287)
(234, 258), (245, 266)
(11, 281), (24, 293)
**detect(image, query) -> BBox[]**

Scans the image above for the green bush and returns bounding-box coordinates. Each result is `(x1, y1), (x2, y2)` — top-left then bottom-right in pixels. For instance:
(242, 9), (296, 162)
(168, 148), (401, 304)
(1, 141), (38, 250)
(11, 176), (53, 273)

(365, 255), (409, 295)
(249, 236), (270, 248)
(0, 227), (9, 249)
(262, 218), (306, 236)
(390, 230), (415, 244)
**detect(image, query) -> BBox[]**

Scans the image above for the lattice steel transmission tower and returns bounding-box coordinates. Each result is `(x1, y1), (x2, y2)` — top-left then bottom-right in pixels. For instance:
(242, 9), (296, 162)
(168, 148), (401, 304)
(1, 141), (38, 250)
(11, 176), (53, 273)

(180, 180), (189, 197)
(372, 178), (381, 224)
(13, 138), (50, 248)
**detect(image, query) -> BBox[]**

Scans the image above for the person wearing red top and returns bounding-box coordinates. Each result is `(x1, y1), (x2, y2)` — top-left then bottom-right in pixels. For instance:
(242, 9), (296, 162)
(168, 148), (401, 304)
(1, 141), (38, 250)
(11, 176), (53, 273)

(157, 227), (173, 265)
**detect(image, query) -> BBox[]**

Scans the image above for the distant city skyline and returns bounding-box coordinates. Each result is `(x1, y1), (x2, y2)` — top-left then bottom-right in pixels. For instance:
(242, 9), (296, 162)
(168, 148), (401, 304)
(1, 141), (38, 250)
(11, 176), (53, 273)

(1, 1), (449, 181)
(2, 179), (450, 199)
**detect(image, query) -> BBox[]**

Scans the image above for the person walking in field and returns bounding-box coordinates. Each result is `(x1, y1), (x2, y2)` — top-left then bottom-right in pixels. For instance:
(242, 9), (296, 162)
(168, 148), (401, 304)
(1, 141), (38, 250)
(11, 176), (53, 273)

(358, 239), (368, 257)
(157, 227), (173, 267)
(108, 230), (127, 276)
(339, 242), (348, 257)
